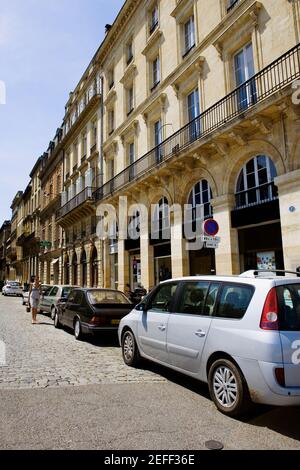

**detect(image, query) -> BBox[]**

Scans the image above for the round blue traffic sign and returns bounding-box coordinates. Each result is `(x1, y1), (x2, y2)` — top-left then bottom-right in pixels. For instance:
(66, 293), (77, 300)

(203, 219), (219, 237)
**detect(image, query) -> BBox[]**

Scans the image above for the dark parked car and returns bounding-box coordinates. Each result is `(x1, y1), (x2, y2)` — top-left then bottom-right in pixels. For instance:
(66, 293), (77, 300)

(55, 288), (133, 340)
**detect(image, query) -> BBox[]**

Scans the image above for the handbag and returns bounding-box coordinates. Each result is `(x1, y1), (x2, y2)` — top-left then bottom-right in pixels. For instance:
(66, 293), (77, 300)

(26, 306), (31, 313)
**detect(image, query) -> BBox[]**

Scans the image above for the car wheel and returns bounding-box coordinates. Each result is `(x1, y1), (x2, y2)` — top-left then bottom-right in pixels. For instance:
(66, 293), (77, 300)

(50, 306), (57, 321)
(122, 330), (141, 368)
(74, 318), (83, 341)
(208, 359), (251, 417)
(54, 311), (61, 329)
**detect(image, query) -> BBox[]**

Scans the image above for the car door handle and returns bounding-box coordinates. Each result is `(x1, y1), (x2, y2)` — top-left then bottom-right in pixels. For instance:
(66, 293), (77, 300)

(195, 330), (206, 338)
(158, 325), (166, 332)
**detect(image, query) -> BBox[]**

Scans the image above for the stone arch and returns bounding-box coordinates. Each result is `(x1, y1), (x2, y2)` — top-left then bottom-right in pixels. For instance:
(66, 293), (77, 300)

(176, 167), (218, 207)
(223, 140), (286, 196)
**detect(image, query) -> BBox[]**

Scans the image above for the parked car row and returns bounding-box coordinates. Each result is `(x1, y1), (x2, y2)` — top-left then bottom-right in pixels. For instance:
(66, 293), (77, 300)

(12, 271), (300, 417)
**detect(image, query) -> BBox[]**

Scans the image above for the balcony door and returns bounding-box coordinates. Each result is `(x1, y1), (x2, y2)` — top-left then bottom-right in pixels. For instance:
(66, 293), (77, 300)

(154, 120), (163, 163)
(234, 43), (256, 110)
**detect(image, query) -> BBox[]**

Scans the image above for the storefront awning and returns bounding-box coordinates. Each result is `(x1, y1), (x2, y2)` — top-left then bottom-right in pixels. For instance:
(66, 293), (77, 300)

(51, 258), (59, 266)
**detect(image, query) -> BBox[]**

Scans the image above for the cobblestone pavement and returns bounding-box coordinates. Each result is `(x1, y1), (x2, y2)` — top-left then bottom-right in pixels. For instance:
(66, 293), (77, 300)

(0, 295), (166, 390)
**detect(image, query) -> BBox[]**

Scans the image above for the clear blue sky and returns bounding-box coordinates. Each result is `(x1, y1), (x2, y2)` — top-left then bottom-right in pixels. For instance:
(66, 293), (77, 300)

(0, 0), (124, 222)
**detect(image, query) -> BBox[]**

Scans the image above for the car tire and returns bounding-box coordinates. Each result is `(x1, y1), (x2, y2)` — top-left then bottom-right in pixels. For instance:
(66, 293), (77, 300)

(51, 306), (57, 321)
(208, 359), (251, 418)
(54, 312), (61, 329)
(122, 330), (141, 368)
(74, 318), (83, 341)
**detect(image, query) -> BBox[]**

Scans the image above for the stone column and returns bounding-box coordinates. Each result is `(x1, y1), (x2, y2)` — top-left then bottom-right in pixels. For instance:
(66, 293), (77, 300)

(140, 218), (155, 292)
(103, 239), (111, 288)
(95, 239), (103, 288)
(211, 194), (240, 275)
(85, 244), (92, 288)
(275, 170), (300, 271)
(171, 208), (189, 279)
(118, 240), (130, 293)
(76, 247), (82, 287)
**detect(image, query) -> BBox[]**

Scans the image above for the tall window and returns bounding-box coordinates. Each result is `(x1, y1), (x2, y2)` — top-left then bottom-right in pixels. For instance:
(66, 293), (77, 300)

(152, 197), (170, 240)
(187, 88), (200, 140)
(154, 120), (163, 163)
(150, 4), (159, 35)
(127, 86), (134, 115)
(82, 132), (87, 158)
(235, 155), (278, 208)
(128, 142), (135, 181)
(188, 180), (213, 222)
(152, 56), (160, 90)
(184, 16), (195, 56)
(108, 108), (115, 135)
(227, 0), (240, 12)
(108, 67), (114, 90)
(234, 43), (256, 110)
(127, 40), (133, 65)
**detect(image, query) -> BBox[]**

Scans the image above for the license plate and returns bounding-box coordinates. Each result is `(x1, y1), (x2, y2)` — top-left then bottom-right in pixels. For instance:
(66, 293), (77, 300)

(111, 319), (120, 325)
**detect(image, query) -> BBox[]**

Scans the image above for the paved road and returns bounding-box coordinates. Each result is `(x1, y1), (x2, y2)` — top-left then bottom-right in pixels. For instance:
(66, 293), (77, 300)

(0, 295), (165, 389)
(0, 295), (300, 450)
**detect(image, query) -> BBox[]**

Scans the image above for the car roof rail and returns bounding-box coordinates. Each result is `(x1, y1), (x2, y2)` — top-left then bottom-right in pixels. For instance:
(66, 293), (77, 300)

(240, 269), (300, 278)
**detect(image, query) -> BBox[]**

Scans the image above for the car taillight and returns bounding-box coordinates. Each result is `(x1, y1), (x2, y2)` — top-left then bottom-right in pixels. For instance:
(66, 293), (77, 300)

(90, 316), (105, 326)
(260, 287), (279, 330)
(275, 367), (285, 387)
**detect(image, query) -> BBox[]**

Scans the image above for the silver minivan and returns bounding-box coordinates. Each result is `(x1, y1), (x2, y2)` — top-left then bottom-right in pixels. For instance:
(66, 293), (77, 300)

(119, 271), (300, 417)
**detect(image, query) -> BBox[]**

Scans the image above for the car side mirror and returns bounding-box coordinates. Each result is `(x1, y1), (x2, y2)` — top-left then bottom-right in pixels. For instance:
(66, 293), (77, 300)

(136, 302), (147, 312)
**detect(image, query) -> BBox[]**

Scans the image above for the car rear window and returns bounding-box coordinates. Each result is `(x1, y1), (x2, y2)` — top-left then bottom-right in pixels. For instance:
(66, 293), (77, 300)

(62, 287), (72, 298)
(88, 290), (130, 305)
(10, 282), (21, 287)
(277, 284), (300, 331)
(216, 284), (254, 320)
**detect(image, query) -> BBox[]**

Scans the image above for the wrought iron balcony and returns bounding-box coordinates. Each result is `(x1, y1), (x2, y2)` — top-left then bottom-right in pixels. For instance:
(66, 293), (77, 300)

(56, 187), (95, 220)
(94, 43), (300, 203)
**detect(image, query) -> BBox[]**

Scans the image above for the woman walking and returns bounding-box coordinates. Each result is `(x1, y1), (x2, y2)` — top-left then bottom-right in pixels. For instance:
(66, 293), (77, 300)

(29, 276), (42, 324)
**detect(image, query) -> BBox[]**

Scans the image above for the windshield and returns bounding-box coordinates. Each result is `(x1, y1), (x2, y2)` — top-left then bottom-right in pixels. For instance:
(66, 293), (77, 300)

(87, 290), (130, 305)
(277, 284), (300, 331)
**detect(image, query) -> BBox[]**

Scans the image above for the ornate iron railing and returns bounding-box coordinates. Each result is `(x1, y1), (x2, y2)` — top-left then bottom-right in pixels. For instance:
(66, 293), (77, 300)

(91, 43), (299, 202)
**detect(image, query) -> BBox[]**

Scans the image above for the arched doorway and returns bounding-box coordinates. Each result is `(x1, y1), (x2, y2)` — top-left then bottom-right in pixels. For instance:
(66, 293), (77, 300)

(152, 197), (172, 285)
(188, 179), (216, 275)
(232, 154), (284, 272)
(90, 246), (98, 288)
(64, 256), (70, 285)
(81, 250), (87, 287)
(72, 253), (78, 286)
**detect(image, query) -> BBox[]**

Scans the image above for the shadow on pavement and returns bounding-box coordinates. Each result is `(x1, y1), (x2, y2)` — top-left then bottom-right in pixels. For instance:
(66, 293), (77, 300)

(140, 360), (300, 443)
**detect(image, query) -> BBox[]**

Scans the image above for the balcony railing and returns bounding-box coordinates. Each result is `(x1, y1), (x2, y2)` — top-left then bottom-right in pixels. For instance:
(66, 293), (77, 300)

(94, 43), (300, 202)
(235, 181), (278, 210)
(57, 187), (95, 220)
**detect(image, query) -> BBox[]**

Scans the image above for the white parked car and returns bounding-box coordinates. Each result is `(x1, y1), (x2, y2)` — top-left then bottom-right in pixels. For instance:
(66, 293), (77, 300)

(21, 291), (30, 306)
(119, 271), (300, 417)
(2, 281), (23, 297)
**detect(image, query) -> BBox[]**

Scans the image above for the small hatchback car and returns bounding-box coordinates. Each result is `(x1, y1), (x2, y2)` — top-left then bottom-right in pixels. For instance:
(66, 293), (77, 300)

(119, 272), (300, 417)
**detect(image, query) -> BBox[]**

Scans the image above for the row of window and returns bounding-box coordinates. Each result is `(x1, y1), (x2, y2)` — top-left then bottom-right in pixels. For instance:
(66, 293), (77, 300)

(147, 280), (254, 320)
